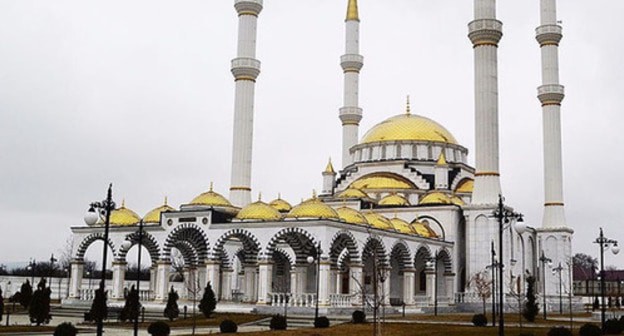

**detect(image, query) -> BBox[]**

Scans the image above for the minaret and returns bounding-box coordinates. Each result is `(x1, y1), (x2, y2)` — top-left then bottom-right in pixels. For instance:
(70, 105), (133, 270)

(339, 0), (364, 168)
(536, 0), (567, 229)
(229, 0), (263, 207)
(322, 158), (337, 195)
(468, 0), (503, 205)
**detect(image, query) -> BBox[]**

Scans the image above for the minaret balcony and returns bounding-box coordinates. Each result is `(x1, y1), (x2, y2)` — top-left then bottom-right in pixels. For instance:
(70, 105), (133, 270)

(339, 107), (363, 125)
(468, 19), (503, 46)
(537, 84), (565, 105)
(234, 0), (263, 16)
(231, 57), (261, 80)
(536, 24), (563, 46)
(341, 54), (364, 73)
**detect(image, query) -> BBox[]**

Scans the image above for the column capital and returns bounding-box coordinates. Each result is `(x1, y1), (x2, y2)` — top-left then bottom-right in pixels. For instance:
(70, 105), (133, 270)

(234, 0), (263, 17)
(536, 24), (563, 47)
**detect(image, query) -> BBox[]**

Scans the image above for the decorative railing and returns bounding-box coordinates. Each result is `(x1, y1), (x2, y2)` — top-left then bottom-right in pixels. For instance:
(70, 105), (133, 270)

(138, 289), (153, 301)
(268, 293), (316, 307)
(79, 288), (96, 301)
(329, 294), (353, 307)
(413, 295), (430, 306)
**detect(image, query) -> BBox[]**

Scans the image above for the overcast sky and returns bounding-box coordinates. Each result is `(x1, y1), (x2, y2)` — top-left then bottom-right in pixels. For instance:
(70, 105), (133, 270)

(1, 1), (623, 268)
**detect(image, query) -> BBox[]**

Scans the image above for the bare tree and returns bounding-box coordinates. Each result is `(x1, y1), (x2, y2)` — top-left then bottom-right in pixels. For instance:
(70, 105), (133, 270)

(468, 271), (492, 315)
(170, 250), (185, 282)
(58, 235), (74, 271)
(184, 269), (201, 336)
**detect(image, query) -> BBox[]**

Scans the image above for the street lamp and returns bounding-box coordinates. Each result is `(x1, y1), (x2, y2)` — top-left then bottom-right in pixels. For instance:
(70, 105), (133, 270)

(84, 183), (116, 336)
(426, 251), (444, 316)
(307, 242), (321, 321)
(492, 194), (525, 336)
(485, 242), (499, 327)
(121, 219), (144, 336)
(593, 227), (619, 330)
(552, 262), (564, 314)
(539, 251), (553, 319)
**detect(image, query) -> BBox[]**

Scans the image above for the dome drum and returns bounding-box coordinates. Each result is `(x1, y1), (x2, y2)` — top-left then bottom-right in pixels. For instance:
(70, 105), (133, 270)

(351, 141), (467, 166)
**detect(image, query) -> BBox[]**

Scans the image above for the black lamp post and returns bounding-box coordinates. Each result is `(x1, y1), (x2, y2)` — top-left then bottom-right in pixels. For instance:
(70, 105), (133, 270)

(84, 184), (116, 336)
(426, 251), (445, 316)
(28, 259), (36, 284)
(486, 242), (499, 327)
(593, 227), (619, 330)
(121, 219), (144, 336)
(539, 250), (552, 320)
(492, 194), (525, 336)
(307, 242), (321, 321)
(552, 262), (564, 314)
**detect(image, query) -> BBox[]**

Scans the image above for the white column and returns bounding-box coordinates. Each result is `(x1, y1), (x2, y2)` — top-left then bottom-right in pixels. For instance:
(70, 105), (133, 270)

(69, 260), (84, 299)
(382, 268), (391, 305)
(295, 265), (308, 294)
(319, 260), (331, 306)
(468, 0), (503, 205)
(111, 261), (127, 300)
(205, 261), (221, 300)
(537, 0), (567, 229)
(425, 268), (436, 305)
(444, 272), (456, 304)
(243, 265), (257, 302)
(290, 267), (297, 294)
(403, 268), (416, 306)
(149, 267), (157, 295)
(155, 260), (171, 302)
(197, 265), (207, 290)
(349, 262), (363, 305)
(222, 268), (233, 301)
(257, 260), (273, 304)
(339, 0), (363, 168)
(229, 0), (263, 207)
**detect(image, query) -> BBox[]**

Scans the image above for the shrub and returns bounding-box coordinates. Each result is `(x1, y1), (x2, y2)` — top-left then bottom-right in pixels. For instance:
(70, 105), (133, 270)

(314, 316), (330, 328)
(163, 287), (179, 321)
(54, 322), (78, 336)
(269, 314), (287, 330)
(593, 297), (600, 311)
(19, 281), (33, 309)
(198, 282), (216, 318)
(147, 321), (171, 336)
(352, 310), (366, 324)
(547, 327), (572, 336)
(471, 313), (487, 327)
(579, 323), (602, 336)
(220, 319), (238, 333)
(603, 318), (623, 335)
(523, 276), (539, 322)
(29, 278), (51, 326)
(119, 285), (140, 322)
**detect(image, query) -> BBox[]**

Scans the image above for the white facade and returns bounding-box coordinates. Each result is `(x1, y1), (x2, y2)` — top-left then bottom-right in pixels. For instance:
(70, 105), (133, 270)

(66, 0), (574, 313)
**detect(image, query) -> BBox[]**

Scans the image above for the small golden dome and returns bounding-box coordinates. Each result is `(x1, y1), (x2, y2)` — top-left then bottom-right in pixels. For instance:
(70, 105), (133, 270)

(361, 113), (458, 145)
(336, 187), (369, 199)
(269, 195), (292, 213)
(336, 207), (369, 225)
(419, 192), (452, 205)
(390, 216), (415, 235)
(110, 200), (141, 226)
(236, 197), (283, 221)
(189, 183), (233, 207)
(412, 221), (439, 238)
(455, 179), (474, 194)
(450, 195), (465, 206)
(349, 173), (415, 190)
(378, 193), (411, 207)
(286, 195), (340, 220)
(143, 197), (175, 224)
(364, 212), (395, 231)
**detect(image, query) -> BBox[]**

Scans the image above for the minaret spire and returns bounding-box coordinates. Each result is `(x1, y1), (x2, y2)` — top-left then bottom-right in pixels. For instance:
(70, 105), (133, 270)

(229, 0), (263, 207)
(468, 0), (503, 205)
(536, 0), (567, 229)
(339, 0), (364, 168)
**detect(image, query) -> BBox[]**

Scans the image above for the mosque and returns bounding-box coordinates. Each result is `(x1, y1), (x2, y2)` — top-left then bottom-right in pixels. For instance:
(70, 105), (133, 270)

(66, 0), (574, 313)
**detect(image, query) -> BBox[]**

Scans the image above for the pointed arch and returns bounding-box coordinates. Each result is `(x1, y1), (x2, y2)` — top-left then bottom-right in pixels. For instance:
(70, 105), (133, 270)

(76, 233), (116, 261)
(265, 227), (318, 263)
(117, 231), (161, 266)
(213, 229), (260, 265)
(362, 236), (388, 267)
(389, 240), (412, 271)
(329, 230), (360, 266)
(163, 223), (209, 262)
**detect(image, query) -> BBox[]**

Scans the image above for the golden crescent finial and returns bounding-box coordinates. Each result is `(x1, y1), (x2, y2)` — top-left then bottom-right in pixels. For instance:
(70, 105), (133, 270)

(258, 192), (262, 202)
(209, 181), (214, 192)
(406, 95), (411, 115)
(121, 199), (126, 208)
(164, 196), (168, 206)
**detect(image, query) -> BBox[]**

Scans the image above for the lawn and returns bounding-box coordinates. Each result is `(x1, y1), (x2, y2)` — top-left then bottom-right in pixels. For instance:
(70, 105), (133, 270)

(389, 312), (592, 326)
(192, 322), (550, 336)
(96, 312), (268, 329)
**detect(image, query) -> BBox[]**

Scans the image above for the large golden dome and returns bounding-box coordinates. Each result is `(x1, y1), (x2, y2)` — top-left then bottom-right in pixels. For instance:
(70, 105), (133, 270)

(361, 113), (458, 145)
(336, 207), (369, 225)
(286, 195), (340, 220)
(143, 197), (175, 224)
(364, 212), (395, 231)
(110, 200), (141, 226)
(189, 183), (233, 207)
(236, 197), (283, 221)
